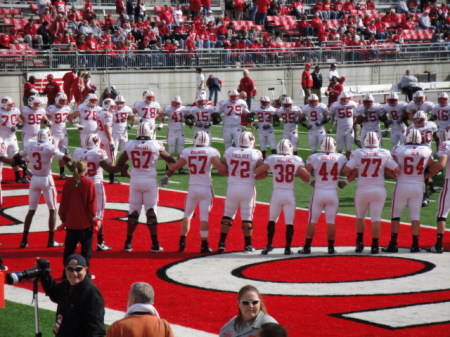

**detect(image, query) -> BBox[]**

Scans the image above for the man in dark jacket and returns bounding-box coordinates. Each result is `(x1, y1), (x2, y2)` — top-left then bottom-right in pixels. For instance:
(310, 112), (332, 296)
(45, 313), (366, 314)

(312, 65), (323, 102)
(40, 254), (106, 337)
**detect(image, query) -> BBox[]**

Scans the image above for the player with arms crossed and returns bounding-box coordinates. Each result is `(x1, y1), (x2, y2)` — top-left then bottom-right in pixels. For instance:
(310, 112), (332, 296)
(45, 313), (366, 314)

(383, 129), (433, 253)
(17, 128), (70, 248)
(218, 131), (263, 253)
(276, 96), (302, 155)
(166, 131), (226, 253)
(329, 91), (358, 158)
(218, 89), (249, 149)
(186, 93), (216, 143)
(69, 93), (101, 148)
(97, 98), (118, 184)
(342, 131), (400, 254)
(254, 139), (310, 255)
(115, 122), (175, 252)
(300, 137), (347, 254)
(381, 92), (407, 147)
(133, 90), (162, 129)
(300, 94), (329, 153)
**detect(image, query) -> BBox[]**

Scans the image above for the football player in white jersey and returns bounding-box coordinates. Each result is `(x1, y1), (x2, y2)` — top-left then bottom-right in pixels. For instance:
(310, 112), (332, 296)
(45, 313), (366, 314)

(250, 96), (277, 159)
(167, 131), (227, 253)
(115, 122), (175, 253)
(69, 93), (101, 148)
(381, 92), (407, 147)
(186, 92), (216, 143)
(0, 96), (26, 183)
(218, 89), (250, 149)
(300, 137), (347, 254)
(17, 128), (70, 248)
(425, 128), (450, 253)
(218, 131), (263, 253)
(20, 95), (50, 146)
(430, 92), (450, 146)
(46, 92), (71, 180)
(72, 133), (125, 251)
(355, 93), (386, 144)
(406, 90), (434, 116)
(329, 91), (358, 158)
(300, 94), (329, 153)
(112, 95), (135, 154)
(343, 131), (400, 254)
(254, 139), (310, 255)
(132, 89), (162, 128)
(383, 129), (433, 253)
(276, 96), (302, 155)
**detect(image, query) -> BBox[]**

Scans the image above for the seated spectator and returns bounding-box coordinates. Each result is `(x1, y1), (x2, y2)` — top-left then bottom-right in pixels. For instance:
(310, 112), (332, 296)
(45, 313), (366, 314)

(84, 33), (100, 69)
(398, 69), (421, 101)
(50, 14), (68, 36)
(159, 5), (174, 29)
(419, 10), (436, 29)
(299, 15), (314, 36)
(323, 0), (333, 19)
(343, 0), (355, 13)
(311, 12), (324, 32)
(158, 21), (171, 40)
(54, 0), (67, 16)
(234, 0), (246, 20)
(37, 21), (53, 49)
(24, 19), (44, 48)
(163, 39), (177, 66)
(356, 0), (367, 11)
(332, 0), (344, 18)
(292, 1), (305, 19)
(204, 9), (215, 25)
(83, 0), (94, 17)
(374, 17), (387, 39)
(366, 0), (376, 10)
(40, 7), (53, 25)
(68, 5), (83, 22)
(382, 9), (401, 28)
(172, 4), (184, 27)
(313, 0), (327, 19)
(407, 0), (420, 13)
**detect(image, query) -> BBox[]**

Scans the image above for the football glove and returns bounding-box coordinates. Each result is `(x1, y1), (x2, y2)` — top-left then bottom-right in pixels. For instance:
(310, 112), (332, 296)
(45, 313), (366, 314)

(338, 181), (348, 189)
(272, 115), (280, 127)
(195, 121), (203, 128)
(185, 114), (195, 127)
(16, 122), (23, 130)
(212, 113), (221, 125)
(263, 124), (271, 130)
(159, 175), (169, 187)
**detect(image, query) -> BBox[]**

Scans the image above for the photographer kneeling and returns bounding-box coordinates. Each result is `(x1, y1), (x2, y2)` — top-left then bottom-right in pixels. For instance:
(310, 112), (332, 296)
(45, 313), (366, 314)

(40, 254), (106, 337)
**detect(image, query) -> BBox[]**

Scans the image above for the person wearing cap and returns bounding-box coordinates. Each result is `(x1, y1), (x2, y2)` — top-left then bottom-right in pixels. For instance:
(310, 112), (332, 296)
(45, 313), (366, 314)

(327, 63), (340, 82)
(238, 69), (257, 108)
(206, 74), (222, 106)
(40, 253), (106, 337)
(41, 74), (62, 106)
(301, 63), (313, 104)
(311, 65), (323, 102)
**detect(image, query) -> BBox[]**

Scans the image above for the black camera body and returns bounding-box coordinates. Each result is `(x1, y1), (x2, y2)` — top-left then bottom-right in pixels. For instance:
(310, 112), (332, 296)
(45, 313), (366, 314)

(6, 258), (51, 285)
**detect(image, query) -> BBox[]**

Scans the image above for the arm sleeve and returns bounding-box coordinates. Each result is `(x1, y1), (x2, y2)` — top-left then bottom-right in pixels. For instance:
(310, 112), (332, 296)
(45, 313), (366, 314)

(87, 180), (97, 223)
(58, 182), (68, 223)
(84, 287), (106, 337)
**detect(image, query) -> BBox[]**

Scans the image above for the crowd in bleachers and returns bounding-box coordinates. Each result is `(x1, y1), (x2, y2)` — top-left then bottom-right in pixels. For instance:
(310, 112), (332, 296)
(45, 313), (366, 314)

(0, 0), (448, 68)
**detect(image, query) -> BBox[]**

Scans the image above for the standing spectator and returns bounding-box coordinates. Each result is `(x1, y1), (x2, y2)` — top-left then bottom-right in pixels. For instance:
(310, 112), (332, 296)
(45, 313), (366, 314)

(40, 74), (62, 106)
(106, 282), (174, 337)
(234, 0), (246, 20)
(220, 285), (277, 337)
(116, 0), (125, 15)
(311, 65), (323, 102)
(255, 0), (271, 25)
(202, 0), (211, 17)
(238, 69), (256, 108)
(327, 63), (340, 82)
(23, 76), (39, 106)
(206, 74), (222, 106)
(59, 161), (97, 266)
(398, 69), (421, 102)
(196, 67), (205, 96)
(301, 63), (313, 104)
(189, 0), (202, 19)
(37, 0), (51, 16)
(62, 69), (76, 103)
(40, 254), (106, 337)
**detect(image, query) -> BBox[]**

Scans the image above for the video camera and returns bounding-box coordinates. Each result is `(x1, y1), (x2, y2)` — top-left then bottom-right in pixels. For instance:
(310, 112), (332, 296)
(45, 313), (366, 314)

(6, 258), (51, 285)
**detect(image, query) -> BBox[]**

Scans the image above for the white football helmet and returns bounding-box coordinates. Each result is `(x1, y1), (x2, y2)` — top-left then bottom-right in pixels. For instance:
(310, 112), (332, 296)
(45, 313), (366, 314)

(260, 96), (271, 108)
(413, 90), (425, 104)
(37, 128), (52, 143)
(115, 95), (126, 109)
(55, 92), (67, 107)
(438, 92), (448, 106)
(339, 91), (351, 104)
(193, 131), (210, 147)
(386, 92), (398, 106)
(171, 96), (182, 108)
(308, 94), (319, 107)
(102, 98), (116, 112)
(362, 93), (374, 108)
(405, 128), (422, 144)
(85, 133), (100, 148)
(320, 136), (336, 153)
(137, 122), (154, 139)
(28, 95), (41, 110)
(364, 131), (380, 148)
(0, 96), (14, 111)
(413, 110), (427, 127)
(238, 131), (255, 148)
(143, 90), (155, 102)
(228, 89), (239, 103)
(196, 92), (207, 107)
(85, 93), (98, 108)
(277, 139), (293, 155)
(282, 96), (293, 109)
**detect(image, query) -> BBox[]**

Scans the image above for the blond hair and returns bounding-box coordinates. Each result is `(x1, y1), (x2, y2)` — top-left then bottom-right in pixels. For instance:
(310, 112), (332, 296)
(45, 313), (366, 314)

(72, 160), (87, 187)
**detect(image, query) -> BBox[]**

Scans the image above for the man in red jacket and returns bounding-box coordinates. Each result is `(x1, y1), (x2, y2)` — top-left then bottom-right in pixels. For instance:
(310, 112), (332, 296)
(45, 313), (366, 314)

(62, 69), (76, 102)
(41, 74), (62, 105)
(238, 69), (257, 108)
(23, 76), (39, 106)
(255, 0), (271, 25)
(301, 63), (313, 104)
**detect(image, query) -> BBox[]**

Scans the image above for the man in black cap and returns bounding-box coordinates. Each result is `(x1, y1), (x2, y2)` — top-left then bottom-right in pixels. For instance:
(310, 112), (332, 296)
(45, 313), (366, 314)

(40, 254), (106, 337)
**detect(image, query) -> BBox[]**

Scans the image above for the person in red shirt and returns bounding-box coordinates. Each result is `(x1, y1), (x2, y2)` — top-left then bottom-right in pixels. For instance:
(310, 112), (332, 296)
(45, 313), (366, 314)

(189, 0), (202, 19)
(255, 0), (271, 25)
(162, 39), (177, 67)
(24, 18), (43, 49)
(301, 63), (313, 103)
(325, 76), (344, 106)
(81, 72), (97, 99)
(343, 0), (355, 13)
(23, 76), (39, 106)
(238, 69), (257, 108)
(71, 71), (84, 104)
(159, 5), (174, 29)
(62, 69), (76, 102)
(202, 0), (211, 16)
(41, 74), (62, 105)
(234, 0), (246, 20)
(84, 33), (99, 69)
(332, 0), (344, 18)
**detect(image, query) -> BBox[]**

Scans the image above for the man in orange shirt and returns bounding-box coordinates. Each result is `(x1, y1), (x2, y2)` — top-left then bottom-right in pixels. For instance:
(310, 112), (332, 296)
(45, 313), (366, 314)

(301, 63), (313, 104)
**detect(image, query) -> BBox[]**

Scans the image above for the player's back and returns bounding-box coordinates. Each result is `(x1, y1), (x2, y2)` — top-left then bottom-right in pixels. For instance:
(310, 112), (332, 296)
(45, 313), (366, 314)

(265, 154), (304, 190)
(73, 147), (107, 183)
(307, 152), (347, 189)
(406, 121), (437, 147)
(125, 139), (163, 178)
(225, 146), (262, 185)
(24, 141), (59, 175)
(96, 110), (113, 135)
(393, 144), (432, 184)
(181, 146), (220, 186)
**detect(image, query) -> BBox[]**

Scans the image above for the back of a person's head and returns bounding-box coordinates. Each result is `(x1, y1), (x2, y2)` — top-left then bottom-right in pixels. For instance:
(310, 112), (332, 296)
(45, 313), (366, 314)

(130, 282), (155, 304)
(259, 323), (288, 337)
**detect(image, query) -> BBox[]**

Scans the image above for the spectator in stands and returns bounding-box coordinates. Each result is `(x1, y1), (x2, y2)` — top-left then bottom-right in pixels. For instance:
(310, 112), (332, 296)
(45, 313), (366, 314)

(24, 18), (43, 49)
(23, 76), (39, 106)
(396, 0), (409, 13)
(238, 69), (256, 108)
(327, 63), (340, 82)
(41, 74), (62, 106)
(292, 0), (305, 19)
(84, 33), (100, 69)
(50, 14), (68, 37)
(202, 0), (212, 16)
(172, 5), (184, 27)
(204, 10), (215, 25)
(234, 0), (246, 20)
(255, 0), (271, 25)
(299, 15), (314, 36)
(398, 69), (421, 101)
(407, 0), (420, 13)
(116, 0), (126, 15)
(37, 0), (51, 16)
(312, 65), (323, 102)
(134, 0), (146, 22)
(419, 10), (436, 29)
(37, 21), (53, 49)
(343, 0), (355, 13)
(301, 63), (313, 103)
(332, 0), (344, 18)
(190, 0), (202, 19)
(206, 74), (222, 105)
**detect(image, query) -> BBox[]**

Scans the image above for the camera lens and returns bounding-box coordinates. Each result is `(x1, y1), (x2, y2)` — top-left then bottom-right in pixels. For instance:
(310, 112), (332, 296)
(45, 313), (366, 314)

(6, 272), (22, 285)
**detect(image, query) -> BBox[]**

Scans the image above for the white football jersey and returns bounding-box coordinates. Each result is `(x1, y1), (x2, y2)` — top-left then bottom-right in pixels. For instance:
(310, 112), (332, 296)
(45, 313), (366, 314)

(133, 100), (161, 126)
(96, 110), (113, 136)
(218, 99), (249, 128)
(180, 146), (220, 186)
(406, 100), (434, 114)
(346, 147), (398, 188)
(252, 105), (277, 128)
(437, 140), (450, 179)
(307, 152), (347, 189)
(76, 103), (101, 133)
(73, 146), (108, 183)
(189, 105), (216, 123)
(381, 102), (407, 131)
(21, 141), (64, 175)
(21, 106), (45, 136)
(264, 154), (305, 190)
(162, 105), (190, 131)
(301, 103), (328, 130)
(46, 105), (71, 134)
(125, 139), (164, 178)
(406, 121), (437, 147)
(0, 107), (20, 139)
(276, 106), (302, 131)
(224, 146), (262, 186)
(431, 103), (450, 130)
(329, 101), (358, 131)
(392, 144), (432, 184)
(112, 105), (133, 134)
(355, 103), (383, 131)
